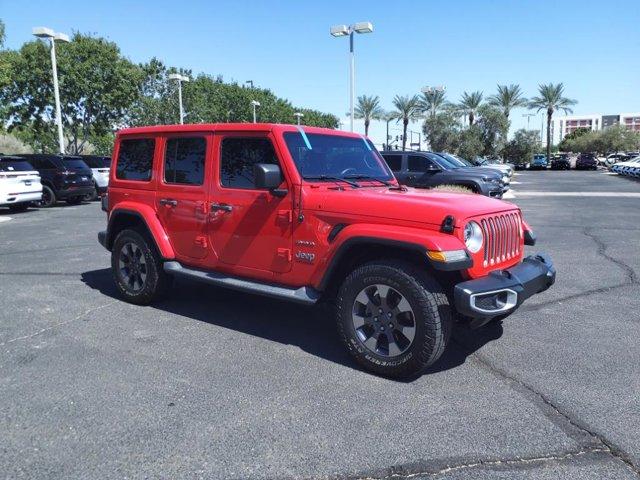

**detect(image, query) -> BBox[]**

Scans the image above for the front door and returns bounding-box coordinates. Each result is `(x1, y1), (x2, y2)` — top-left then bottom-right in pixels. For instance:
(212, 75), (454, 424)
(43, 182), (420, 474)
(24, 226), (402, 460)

(407, 154), (440, 187)
(155, 134), (210, 260)
(207, 133), (293, 274)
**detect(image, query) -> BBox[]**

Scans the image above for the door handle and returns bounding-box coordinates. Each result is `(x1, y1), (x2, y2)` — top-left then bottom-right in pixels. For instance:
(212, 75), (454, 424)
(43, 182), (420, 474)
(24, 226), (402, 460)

(211, 203), (233, 213)
(159, 198), (178, 207)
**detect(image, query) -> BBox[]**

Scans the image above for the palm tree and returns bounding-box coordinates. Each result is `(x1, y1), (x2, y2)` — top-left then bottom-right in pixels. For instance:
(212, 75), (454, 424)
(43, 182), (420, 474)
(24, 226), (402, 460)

(529, 83), (577, 163)
(354, 95), (384, 136)
(391, 94), (421, 150)
(487, 84), (528, 120)
(418, 89), (448, 118)
(458, 91), (483, 126)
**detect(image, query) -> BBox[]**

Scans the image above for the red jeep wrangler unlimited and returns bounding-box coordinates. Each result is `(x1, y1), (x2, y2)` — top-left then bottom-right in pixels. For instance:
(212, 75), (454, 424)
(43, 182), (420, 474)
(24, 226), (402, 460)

(98, 124), (555, 378)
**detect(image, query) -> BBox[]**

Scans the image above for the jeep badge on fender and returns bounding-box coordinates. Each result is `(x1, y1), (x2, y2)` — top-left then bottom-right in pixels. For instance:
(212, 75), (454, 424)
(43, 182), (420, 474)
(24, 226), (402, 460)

(98, 123), (555, 379)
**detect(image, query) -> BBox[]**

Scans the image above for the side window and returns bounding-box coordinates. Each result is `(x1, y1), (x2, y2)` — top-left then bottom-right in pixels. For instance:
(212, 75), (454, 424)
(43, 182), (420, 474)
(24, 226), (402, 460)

(164, 137), (206, 185)
(408, 155), (434, 172)
(220, 137), (279, 189)
(382, 155), (402, 171)
(116, 138), (155, 181)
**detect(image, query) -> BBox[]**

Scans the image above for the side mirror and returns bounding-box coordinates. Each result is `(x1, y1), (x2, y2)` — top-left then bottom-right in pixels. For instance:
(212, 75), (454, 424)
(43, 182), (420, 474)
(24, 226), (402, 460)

(426, 163), (440, 172)
(254, 163), (286, 196)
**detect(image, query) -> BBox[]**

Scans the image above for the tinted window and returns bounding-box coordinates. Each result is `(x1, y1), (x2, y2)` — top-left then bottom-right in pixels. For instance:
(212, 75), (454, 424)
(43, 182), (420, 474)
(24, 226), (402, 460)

(220, 138), (279, 189)
(62, 158), (90, 170)
(382, 154), (402, 171)
(283, 132), (392, 180)
(82, 157), (110, 168)
(164, 137), (206, 185)
(408, 155), (436, 172)
(116, 139), (155, 181)
(0, 159), (35, 172)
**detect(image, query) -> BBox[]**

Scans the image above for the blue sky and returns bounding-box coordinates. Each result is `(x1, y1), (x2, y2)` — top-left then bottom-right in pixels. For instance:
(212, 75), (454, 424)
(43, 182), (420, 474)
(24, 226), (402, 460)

(2, 0), (639, 146)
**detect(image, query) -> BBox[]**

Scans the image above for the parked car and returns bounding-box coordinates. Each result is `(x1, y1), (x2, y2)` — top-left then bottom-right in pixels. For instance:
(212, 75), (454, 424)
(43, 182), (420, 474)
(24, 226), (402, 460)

(381, 151), (506, 197)
(550, 153), (571, 170)
(98, 124), (555, 378)
(470, 157), (514, 178)
(575, 152), (598, 170)
(612, 156), (640, 176)
(81, 155), (111, 200)
(0, 154), (42, 212)
(20, 154), (94, 207)
(529, 154), (548, 170)
(436, 152), (511, 186)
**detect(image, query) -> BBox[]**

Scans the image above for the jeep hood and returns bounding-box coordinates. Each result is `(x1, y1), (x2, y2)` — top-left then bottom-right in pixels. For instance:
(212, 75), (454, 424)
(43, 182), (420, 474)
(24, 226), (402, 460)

(308, 186), (517, 229)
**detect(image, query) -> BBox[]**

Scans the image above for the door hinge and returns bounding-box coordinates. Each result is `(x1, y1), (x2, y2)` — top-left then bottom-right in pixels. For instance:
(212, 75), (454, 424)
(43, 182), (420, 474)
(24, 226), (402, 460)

(277, 248), (292, 262)
(194, 236), (208, 248)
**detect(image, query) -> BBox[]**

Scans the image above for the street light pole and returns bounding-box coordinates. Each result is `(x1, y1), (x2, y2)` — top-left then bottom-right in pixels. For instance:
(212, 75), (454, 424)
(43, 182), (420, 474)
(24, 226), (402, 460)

(168, 74), (189, 124)
(294, 112), (304, 125)
(522, 113), (535, 130)
(32, 27), (69, 154)
(251, 100), (260, 123)
(330, 22), (373, 132)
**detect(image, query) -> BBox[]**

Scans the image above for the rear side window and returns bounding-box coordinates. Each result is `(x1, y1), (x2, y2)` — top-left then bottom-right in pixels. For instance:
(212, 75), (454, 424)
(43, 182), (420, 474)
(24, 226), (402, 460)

(164, 137), (206, 185)
(116, 139), (155, 181)
(382, 154), (402, 171)
(220, 137), (279, 189)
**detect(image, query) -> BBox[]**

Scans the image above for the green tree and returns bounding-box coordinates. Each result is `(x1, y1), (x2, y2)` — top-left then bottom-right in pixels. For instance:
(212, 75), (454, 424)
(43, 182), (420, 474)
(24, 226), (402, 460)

(563, 126), (640, 154)
(558, 127), (590, 151)
(503, 129), (540, 166)
(528, 83), (577, 165)
(354, 94), (383, 136)
(418, 89), (448, 118)
(0, 19), (5, 48)
(487, 84), (527, 120)
(458, 91), (483, 126)
(1, 33), (142, 153)
(422, 110), (460, 152)
(391, 94), (420, 150)
(475, 104), (509, 157)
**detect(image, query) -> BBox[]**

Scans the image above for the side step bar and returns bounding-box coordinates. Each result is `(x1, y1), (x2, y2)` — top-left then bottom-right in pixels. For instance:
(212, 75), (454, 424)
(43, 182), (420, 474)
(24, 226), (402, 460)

(163, 261), (320, 305)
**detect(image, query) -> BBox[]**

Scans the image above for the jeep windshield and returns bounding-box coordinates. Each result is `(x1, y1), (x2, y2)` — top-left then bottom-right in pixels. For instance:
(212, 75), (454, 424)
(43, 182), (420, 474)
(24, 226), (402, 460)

(283, 132), (394, 183)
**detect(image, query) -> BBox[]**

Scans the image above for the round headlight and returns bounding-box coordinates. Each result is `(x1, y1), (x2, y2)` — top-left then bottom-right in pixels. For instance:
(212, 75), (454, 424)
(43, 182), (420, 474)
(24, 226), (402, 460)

(464, 221), (483, 253)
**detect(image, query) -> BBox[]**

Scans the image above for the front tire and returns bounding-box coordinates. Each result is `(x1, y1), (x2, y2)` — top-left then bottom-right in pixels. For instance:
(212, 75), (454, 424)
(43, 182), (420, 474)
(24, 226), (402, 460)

(336, 260), (451, 378)
(111, 229), (172, 305)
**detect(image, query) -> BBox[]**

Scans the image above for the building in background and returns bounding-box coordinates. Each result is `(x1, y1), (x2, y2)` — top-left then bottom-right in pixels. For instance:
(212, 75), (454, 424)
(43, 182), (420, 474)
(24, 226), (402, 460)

(552, 112), (640, 144)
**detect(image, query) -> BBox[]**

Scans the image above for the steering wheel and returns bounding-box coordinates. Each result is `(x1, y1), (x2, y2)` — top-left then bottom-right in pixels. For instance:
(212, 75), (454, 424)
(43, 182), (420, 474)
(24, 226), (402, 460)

(340, 167), (357, 176)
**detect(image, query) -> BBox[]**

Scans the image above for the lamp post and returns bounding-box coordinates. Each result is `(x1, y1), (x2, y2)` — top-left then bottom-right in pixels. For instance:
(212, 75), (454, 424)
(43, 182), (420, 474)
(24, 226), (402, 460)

(245, 80), (254, 89)
(168, 73), (189, 124)
(330, 21), (373, 132)
(251, 100), (260, 123)
(420, 85), (446, 117)
(522, 113), (535, 130)
(32, 27), (69, 154)
(294, 112), (304, 125)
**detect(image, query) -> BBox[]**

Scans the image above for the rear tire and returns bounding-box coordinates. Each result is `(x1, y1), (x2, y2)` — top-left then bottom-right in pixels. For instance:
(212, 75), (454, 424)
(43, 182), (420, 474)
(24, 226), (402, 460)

(8, 203), (29, 212)
(336, 260), (451, 379)
(111, 229), (172, 305)
(84, 183), (98, 202)
(38, 185), (56, 208)
(66, 196), (83, 205)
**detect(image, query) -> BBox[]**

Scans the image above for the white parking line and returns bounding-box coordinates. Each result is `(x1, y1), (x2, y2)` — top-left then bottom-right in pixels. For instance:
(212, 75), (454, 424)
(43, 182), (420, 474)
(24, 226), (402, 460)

(502, 190), (516, 199)
(0, 217), (12, 223)
(515, 191), (640, 197)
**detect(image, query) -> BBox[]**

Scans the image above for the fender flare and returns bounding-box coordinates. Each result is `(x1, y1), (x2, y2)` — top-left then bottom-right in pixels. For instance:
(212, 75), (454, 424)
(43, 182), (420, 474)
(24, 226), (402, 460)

(312, 223), (468, 291)
(106, 203), (175, 259)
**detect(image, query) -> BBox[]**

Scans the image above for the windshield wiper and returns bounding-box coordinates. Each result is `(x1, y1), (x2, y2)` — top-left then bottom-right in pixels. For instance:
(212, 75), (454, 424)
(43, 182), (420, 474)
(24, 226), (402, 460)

(303, 175), (360, 188)
(343, 174), (391, 186)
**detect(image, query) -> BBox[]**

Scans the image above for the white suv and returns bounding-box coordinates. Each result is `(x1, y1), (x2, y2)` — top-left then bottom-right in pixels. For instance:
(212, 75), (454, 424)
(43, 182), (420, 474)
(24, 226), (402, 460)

(0, 155), (42, 212)
(81, 155), (111, 200)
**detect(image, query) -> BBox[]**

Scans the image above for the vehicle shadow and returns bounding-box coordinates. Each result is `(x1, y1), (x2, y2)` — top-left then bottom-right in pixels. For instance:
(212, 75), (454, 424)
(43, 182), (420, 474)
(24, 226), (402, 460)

(81, 268), (503, 381)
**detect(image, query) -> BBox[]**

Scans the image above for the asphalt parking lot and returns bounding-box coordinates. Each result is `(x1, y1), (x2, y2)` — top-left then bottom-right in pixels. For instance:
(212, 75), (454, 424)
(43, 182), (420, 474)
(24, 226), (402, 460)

(1, 170), (639, 480)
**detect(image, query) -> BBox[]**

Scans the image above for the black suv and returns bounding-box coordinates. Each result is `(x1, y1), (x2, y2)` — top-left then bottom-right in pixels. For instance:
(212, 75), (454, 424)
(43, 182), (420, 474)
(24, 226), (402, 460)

(381, 151), (505, 197)
(19, 154), (94, 207)
(550, 153), (571, 170)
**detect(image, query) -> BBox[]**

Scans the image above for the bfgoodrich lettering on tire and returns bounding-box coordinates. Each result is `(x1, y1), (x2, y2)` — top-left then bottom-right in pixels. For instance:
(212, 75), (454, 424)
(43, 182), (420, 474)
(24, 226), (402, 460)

(336, 259), (451, 378)
(111, 229), (171, 305)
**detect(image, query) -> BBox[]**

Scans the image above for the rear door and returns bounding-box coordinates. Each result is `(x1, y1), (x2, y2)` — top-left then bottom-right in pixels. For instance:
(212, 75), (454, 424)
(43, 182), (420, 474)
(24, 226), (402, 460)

(207, 132), (293, 275)
(155, 134), (211, 261)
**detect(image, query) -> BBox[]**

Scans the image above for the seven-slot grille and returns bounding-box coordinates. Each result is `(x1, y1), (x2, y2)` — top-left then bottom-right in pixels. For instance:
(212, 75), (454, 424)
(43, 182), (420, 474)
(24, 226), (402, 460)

(478, 212), (522, 267)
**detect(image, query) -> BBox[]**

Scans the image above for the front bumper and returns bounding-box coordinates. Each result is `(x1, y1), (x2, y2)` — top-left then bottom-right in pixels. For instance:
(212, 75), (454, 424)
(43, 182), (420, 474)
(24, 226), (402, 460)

(454, 253), (556, 318)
